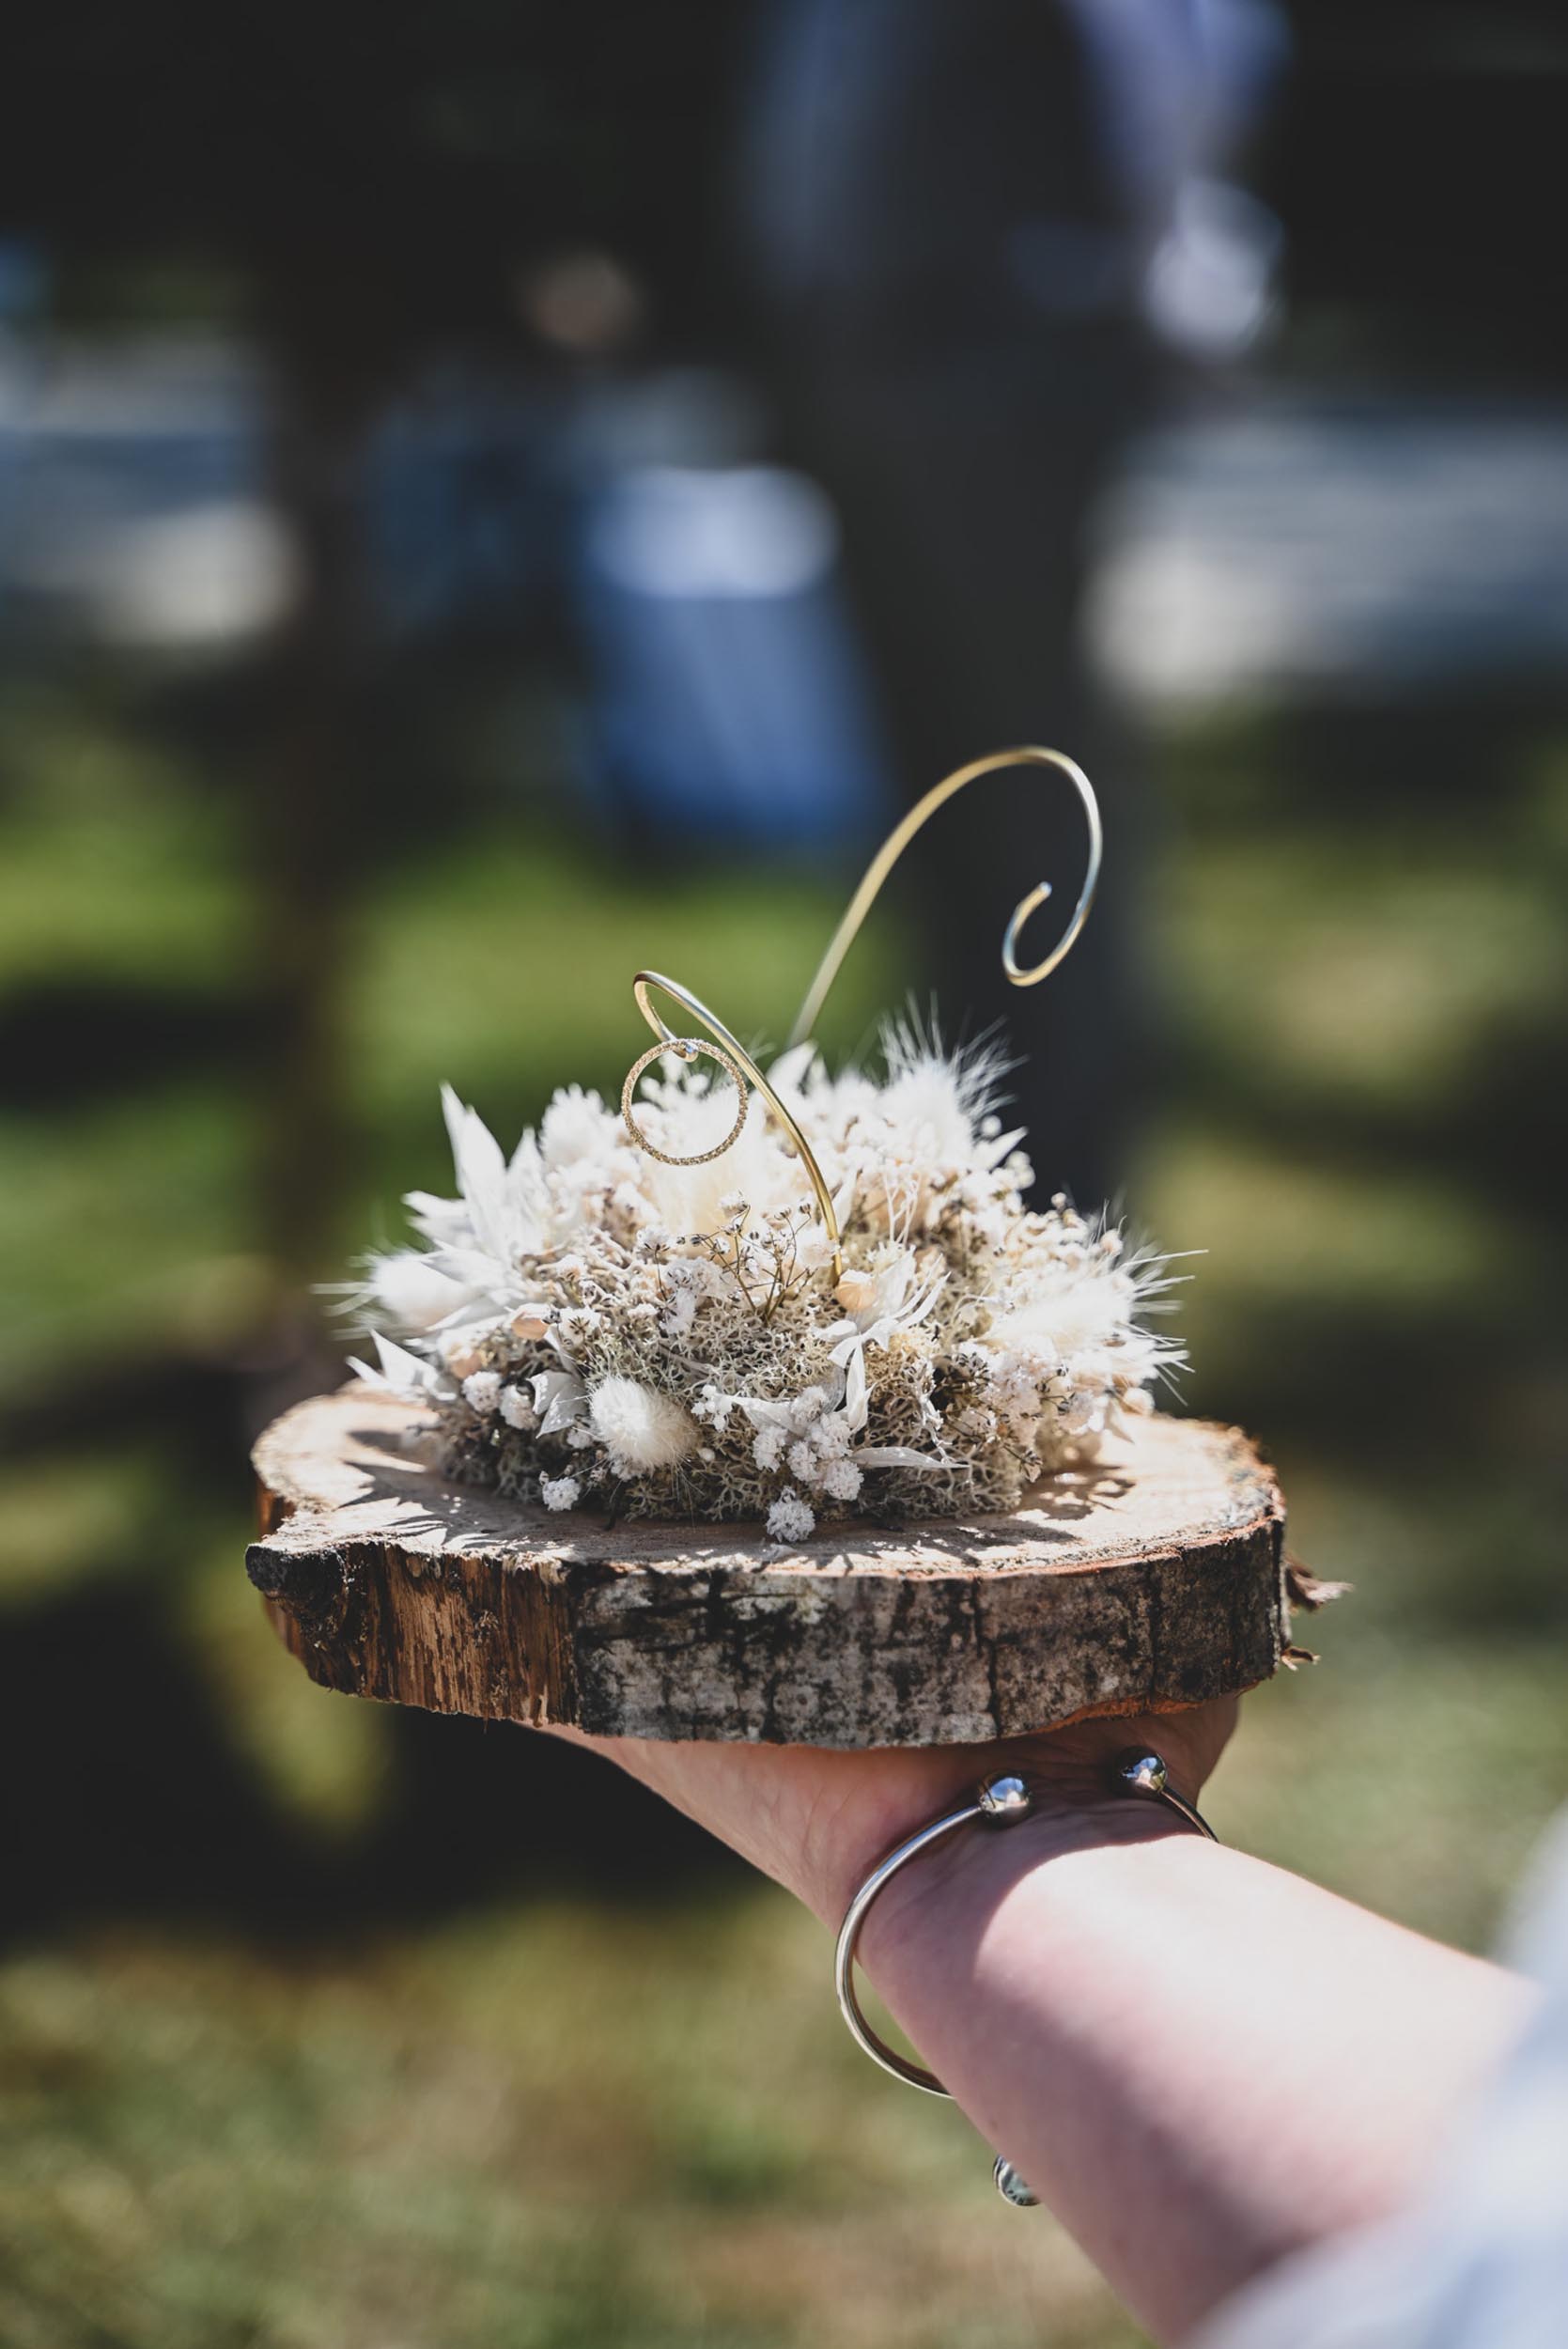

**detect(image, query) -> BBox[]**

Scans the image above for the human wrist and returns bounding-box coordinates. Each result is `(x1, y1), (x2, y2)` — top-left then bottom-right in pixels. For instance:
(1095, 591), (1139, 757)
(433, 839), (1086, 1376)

(852, 1770), (1189, 1975)
(801, 1735), (1195, 1935)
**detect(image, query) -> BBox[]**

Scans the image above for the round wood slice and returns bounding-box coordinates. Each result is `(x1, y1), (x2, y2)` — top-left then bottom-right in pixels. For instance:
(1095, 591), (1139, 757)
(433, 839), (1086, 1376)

(247, 1387), (1299, 1748)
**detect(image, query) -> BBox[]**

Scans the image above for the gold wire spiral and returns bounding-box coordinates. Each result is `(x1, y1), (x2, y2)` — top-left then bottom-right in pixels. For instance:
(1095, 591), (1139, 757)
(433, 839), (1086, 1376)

(618, 747), (1103, 1281)
(787, 745), (1101, 1050)
(622, 973), (846, 1278)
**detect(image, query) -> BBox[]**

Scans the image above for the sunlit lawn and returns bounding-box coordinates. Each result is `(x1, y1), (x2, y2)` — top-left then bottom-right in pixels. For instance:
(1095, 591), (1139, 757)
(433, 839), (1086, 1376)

(1, 680), (1564, 2347)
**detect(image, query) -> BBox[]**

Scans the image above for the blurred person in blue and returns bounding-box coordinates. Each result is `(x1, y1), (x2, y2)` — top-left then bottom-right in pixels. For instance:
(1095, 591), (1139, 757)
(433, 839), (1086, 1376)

(741, 0), (1284, 1205)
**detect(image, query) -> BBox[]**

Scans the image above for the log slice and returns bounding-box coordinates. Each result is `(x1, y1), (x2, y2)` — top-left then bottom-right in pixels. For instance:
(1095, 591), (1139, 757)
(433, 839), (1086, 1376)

(247, 1387), (1294, 1748)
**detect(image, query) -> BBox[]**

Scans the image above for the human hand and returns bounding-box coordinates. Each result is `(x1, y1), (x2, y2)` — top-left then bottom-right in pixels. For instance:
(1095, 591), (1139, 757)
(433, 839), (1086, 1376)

(544, 1697), (1237, 1926)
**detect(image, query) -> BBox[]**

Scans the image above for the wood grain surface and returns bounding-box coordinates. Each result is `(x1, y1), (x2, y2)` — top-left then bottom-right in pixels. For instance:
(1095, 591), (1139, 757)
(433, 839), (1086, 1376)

(248, 1387), (1294, 1747)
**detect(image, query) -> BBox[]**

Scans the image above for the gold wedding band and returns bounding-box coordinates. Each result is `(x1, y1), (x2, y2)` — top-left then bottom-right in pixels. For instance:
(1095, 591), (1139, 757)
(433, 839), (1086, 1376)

(621, 1037), (751, 1167)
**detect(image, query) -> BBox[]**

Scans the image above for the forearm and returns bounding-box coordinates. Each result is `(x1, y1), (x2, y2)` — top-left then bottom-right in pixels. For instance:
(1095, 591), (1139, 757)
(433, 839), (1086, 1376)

(562, 1719), (1532, 2340)
(858, 1803), (1531, 2343)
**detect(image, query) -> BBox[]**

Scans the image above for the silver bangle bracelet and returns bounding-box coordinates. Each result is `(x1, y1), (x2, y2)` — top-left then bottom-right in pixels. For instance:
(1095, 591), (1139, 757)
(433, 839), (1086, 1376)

(833, 1749), (1218, 2208)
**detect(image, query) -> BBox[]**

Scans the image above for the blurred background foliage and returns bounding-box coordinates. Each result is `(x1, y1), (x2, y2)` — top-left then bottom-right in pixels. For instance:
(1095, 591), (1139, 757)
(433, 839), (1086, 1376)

(2, 5), (1567, 2345)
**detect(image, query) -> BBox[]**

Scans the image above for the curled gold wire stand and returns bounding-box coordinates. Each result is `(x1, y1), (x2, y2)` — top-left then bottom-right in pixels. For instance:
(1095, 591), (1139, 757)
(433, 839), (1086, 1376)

(788, 745), (1101, 1050)
(622, 973), (847, 1279)
(619, 747), (1104, 1273)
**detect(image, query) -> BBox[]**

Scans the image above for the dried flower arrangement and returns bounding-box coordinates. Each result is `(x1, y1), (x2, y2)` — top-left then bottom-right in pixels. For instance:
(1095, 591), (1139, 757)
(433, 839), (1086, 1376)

(346, 751), (1187, 1543)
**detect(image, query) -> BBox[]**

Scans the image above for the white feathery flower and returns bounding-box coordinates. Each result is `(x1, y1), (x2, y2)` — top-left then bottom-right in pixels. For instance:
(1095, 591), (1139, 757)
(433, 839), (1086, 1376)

(539, 1473), (581, 1512)
(644, 1082), (802, 1237)
(588, 1377), (701, 1475)
(539, 1083), (624, 1173)
(992, 1277), (1121, 1367)
(877, 1056), (976, 1170)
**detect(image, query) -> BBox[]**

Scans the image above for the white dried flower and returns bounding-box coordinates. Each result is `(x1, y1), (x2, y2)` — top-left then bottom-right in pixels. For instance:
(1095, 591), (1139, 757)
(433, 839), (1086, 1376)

(753, 1423), (786, 1472)
(794, 1222), (835, 1273)
(540, 1084), (624, 1173)
(767, 1489), (816, 1543)
(833, 1267), (877, 1315)
(588, 1376), (701, 1475)
(820, 1456), (863, 1502)
(1059, 1392), (1106, 1438)
(539, 1473), (581, 1512)
(354, 1022), (1187, 1535)
(812, 1410), (851, 1457)
(691, 1382), (736, 1431)
(369, 1252), (481, 1332)
(349, 1333), (458, 1406)
(557, 1306), (603, 1348)
(660, 1288), (698, 1341)
(532, 1368), (588, 1434)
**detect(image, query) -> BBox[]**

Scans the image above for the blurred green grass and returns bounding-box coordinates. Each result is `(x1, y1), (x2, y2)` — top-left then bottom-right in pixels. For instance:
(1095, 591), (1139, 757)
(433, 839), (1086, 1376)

(1, 678), (1564, 2348)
